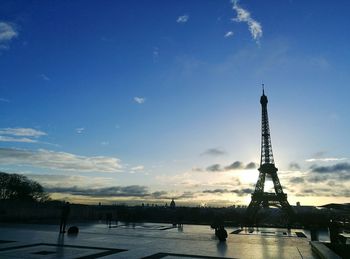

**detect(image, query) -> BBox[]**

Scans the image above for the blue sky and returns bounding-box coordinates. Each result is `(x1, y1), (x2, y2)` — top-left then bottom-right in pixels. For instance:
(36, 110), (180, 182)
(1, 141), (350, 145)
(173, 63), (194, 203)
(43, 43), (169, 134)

(0, 0), (349, 206)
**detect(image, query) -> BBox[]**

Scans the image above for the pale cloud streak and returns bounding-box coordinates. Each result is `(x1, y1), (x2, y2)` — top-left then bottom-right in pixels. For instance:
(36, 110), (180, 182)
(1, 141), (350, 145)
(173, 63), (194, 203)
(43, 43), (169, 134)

(231, 0), (262, 43)
(201, 148), (226, 156)
(0, 136), (37, 143)
(289, 162), (301, 170)
(0, 98), (10, 103)
(0, 128), (47, 143)
(153, 47), (159, 62)
(129, 165), (145, 174)
(306, 157), (347, 162)
(0, 148), (122, 173)
(28, 174), (114, 189)
(224, 31), (234, 38)
(134, 97), (145, 104)
(131, 165), (144, 171)
(40, 74), (50, 81)
(176, 15), (189, 23)
(0, 22), (18, 50)
(75, 128), (85, 134)
(0, 127), (47, 137)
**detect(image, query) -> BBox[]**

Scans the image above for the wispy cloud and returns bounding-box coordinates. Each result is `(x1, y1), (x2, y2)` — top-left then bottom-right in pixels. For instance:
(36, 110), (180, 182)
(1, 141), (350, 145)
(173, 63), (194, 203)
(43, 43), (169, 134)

(0, 127), (58, 146)
(0, 98), (10, 103)
(0, 136), (37, 143)
(0, 148), (122, 173)
(224, 31), (234, 38)
(75, 128), (85, 134)
(0, 22), (18, 50)
(298, 187), (350, 197)
(231, 0), (262, 43)
(307, 175), (329, 183)
(203, 188), (231, 194)
(134, 97), (145, 104)
(176, 15), (189, 23)
(201, 148), (226, 156)
(131, 165), (144, 171)
(39, 74), (50, 81)
(28, 174), (114, 189)
(129, 165), (145, 174)
(289, 162), (301, 170)
(0, 127), (46, 137)
(306, 157), (347, 162)
(202, 188), (253, 197)
(288, 176), (304, 184)
(206, 164), (222, 172)
(231, 187), (254, 196)
(153, 47), (159, 62)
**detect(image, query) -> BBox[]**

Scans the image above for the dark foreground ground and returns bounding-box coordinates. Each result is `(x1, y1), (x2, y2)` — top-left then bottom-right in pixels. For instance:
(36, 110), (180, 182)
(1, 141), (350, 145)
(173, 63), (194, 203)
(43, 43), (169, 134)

(0, 222), (318, 259)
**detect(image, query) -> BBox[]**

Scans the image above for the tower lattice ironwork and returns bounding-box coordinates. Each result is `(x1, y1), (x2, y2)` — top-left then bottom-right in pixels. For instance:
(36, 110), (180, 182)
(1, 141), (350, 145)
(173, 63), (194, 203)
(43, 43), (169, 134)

(246, 85), (294, 222)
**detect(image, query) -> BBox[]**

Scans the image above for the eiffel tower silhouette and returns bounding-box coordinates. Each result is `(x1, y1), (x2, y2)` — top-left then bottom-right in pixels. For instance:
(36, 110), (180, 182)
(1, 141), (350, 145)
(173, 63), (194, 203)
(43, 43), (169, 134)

(246, 85), (294, 223)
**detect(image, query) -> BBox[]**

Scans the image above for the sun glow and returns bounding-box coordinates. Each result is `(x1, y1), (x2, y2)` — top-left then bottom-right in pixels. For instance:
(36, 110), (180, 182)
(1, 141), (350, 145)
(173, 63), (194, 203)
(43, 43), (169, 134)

(239, 169), (258, 184)
(263, 180), (275, 192)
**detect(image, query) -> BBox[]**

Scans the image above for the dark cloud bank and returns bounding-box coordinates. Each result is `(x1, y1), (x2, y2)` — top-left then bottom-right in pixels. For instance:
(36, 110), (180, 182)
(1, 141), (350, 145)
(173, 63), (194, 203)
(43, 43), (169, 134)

(206, 161), (258, 172)
(202, 188), (253, 197)
(201, 148), (227, 156)
(46, 185), (195, 200)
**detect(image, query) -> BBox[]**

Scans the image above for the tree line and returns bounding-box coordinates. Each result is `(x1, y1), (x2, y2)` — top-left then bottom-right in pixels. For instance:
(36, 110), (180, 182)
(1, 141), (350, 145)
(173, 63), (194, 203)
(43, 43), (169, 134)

(0, 172), (48, 202)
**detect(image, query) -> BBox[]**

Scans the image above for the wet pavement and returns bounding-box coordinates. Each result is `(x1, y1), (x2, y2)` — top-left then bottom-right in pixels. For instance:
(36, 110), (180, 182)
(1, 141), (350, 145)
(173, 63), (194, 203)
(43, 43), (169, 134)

(0, 222), (318, 258)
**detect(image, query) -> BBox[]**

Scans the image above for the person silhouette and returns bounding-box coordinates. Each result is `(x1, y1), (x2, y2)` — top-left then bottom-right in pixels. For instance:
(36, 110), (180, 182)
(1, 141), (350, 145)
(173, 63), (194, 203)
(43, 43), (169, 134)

(216, 226), (228, 242)
(106, 212), (112, 228)
(60, 202), (70, 233)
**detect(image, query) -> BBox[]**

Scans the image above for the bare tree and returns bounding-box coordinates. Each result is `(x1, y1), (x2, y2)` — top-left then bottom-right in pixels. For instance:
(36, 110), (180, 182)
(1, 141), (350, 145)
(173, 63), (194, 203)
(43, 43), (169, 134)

(0, 172), (49, 202)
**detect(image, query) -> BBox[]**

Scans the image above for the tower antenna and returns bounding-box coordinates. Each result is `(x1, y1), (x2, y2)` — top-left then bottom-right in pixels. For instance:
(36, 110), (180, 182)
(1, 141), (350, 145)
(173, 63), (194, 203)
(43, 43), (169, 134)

(262, 83), (265, 95)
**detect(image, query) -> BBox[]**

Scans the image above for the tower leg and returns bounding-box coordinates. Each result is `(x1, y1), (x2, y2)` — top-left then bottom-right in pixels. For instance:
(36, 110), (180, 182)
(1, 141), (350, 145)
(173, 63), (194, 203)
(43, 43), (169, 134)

(246, 198), (262, 225)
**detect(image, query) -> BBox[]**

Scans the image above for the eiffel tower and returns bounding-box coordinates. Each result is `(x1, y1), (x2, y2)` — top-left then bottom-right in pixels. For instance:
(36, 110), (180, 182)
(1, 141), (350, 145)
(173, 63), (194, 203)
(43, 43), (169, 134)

(246, 85), (294, 223)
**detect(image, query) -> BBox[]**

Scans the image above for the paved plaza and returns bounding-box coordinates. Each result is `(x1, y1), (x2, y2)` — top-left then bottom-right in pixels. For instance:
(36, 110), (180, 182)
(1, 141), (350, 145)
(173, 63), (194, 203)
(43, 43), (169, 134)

(0, 222), (318, 258)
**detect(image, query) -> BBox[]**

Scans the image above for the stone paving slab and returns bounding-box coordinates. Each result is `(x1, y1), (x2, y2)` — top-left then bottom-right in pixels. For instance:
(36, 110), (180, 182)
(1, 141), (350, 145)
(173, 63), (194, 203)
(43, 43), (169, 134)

(0, 223), (318, 258)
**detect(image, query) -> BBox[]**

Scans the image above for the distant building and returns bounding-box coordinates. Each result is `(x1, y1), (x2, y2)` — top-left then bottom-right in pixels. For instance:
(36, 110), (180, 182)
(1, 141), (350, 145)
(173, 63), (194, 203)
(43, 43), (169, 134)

(170, 199), (176, 208)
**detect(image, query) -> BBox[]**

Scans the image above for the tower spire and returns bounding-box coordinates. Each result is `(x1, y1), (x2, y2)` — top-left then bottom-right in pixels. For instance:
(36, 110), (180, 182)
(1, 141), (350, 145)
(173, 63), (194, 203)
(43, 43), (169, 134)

(262, 83), (265, 95)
